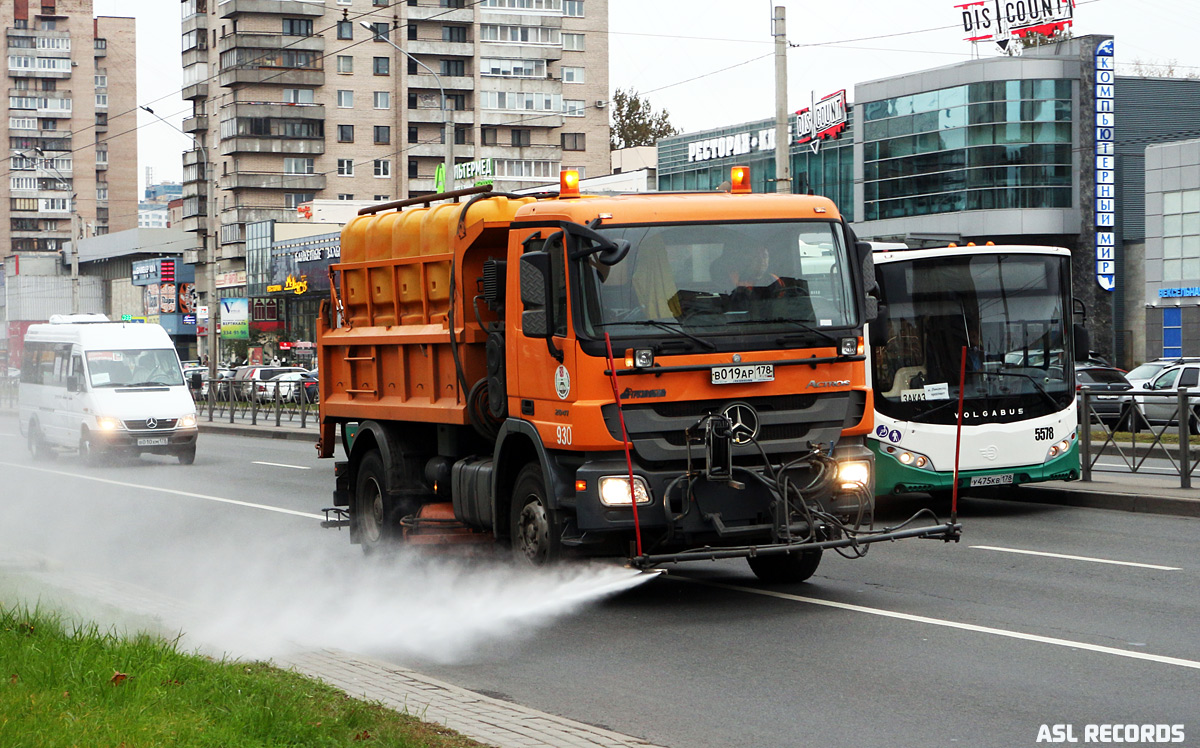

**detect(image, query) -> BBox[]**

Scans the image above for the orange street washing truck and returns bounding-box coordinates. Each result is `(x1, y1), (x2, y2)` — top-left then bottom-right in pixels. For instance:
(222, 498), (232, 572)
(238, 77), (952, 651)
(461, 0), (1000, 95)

(317, 170), (960, 582)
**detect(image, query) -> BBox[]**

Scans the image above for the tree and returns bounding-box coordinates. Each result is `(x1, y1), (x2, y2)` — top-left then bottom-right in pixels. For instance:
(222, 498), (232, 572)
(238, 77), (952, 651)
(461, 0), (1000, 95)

(609, 88), (679, 150)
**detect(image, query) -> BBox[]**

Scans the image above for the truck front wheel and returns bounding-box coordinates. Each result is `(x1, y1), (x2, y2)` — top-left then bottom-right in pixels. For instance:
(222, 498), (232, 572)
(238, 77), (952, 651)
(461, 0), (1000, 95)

(511, 464), (563, 565)
(747, 549), (822, 583)
(355, 450), (399, 554)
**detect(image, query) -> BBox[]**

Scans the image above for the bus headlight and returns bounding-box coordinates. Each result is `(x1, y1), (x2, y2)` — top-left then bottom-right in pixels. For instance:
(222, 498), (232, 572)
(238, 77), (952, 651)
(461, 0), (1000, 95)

(95, 416), (121, 431)
(179, 414), (197, 428)
(837, 460), (872, 490)
(1046, 434), (1074, 459)
(598, 475), (652, 506)
(884, 445), (934, 471)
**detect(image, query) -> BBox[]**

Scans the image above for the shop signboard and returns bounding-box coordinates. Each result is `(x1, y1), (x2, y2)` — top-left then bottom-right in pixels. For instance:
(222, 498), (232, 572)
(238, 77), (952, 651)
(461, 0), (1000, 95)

(1095, 38), (1115, 292)
(221, 297), (250, 340)
(956, 0), (1074, 47)
(794, 90), (848, 154)
(267, 234), (340, 296)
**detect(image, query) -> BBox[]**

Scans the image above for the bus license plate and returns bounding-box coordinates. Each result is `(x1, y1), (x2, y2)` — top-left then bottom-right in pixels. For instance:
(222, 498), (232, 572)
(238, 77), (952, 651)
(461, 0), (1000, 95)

(711, 364), (774, 384)
(970, 473), (1013, 487)
(137, 437), (169, 447)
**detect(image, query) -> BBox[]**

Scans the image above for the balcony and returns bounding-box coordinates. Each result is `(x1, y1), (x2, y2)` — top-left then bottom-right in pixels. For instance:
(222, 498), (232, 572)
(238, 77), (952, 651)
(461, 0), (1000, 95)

(407, 5), (474, 23)
(223, 100), (324, 122)
(219, 65), (324, 88)
(183, 115), (209, 133)
(218, 0), (325, 18)
(406, 107), (475, 126)
(218, 31), (324, 56)
(220, 136), (325, 156)
(218, 31), (325, 88)
(179, 214), (209, 234)
(220, 204), (296, 227)
(410, 73), (474, 92)
(479, 109), (563, 128)
(222, 171), (326, 191)
(183, 82), (209, 100)
(407, 39), (474, 58)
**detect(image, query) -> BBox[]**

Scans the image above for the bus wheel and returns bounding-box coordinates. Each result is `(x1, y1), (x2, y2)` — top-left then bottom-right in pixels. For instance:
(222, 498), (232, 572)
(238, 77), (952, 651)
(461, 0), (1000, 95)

(28, 421), (55, 461)
(747, 549), (822, 583)
(511, 464), (562, 565)
(354, 450), (399, 555)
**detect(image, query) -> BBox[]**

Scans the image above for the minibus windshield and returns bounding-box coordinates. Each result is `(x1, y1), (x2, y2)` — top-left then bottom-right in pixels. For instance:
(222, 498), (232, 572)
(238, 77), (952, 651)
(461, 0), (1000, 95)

(85, 349), (184, 388)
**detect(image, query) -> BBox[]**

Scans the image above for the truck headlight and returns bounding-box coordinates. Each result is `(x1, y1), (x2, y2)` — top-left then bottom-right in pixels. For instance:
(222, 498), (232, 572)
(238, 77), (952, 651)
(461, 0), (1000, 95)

(598, 475), (652, 506)
(837, 460), (871, 490)
(179, 414), (197, 428)
(95, 416), (121, 431)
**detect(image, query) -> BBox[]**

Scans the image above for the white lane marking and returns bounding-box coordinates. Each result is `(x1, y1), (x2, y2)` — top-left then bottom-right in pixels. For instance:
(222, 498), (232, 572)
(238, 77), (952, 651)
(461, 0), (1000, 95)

(0, 461), (324, 520)
(675, 577), (1200, 671)
(252, 461), (311, 470)
(971, 545), (1181, 571)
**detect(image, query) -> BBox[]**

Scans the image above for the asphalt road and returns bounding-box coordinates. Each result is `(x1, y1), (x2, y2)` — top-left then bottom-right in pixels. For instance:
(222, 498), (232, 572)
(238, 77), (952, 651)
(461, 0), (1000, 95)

(1, 414), (1197, 748)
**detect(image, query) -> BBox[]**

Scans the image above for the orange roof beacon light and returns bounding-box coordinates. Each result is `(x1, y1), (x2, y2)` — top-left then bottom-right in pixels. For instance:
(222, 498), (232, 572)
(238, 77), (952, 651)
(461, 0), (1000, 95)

(730, 165), (751, 194)
(560, 169), (580, 197)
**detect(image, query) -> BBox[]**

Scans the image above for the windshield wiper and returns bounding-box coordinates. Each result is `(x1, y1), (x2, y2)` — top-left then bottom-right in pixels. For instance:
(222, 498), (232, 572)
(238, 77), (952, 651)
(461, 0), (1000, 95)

(910, 369), (1059, 422)
(123, 380), (174, 388)
(729, 317), (841, 347)
(594, 320), (717, 351)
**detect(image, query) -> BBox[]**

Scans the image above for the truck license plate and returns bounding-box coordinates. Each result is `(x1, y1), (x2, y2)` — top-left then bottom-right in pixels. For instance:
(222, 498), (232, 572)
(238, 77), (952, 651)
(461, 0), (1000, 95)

(137, 437), (169, 447)
(711, 364), (774, 384)
(970, 473), (1013, 487)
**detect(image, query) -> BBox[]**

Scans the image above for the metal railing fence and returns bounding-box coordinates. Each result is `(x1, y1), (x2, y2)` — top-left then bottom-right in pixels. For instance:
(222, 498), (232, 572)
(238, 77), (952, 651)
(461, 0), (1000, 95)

(1078, 386), (1196, 489)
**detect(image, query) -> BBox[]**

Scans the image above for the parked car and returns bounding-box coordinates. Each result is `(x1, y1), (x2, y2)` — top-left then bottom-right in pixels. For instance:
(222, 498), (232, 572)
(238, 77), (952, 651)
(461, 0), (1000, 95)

(184, 367), (235, 400)
(267, 371), (319, 403)
(1075, 364), (1133, 426)
(1124, 357), (1200, 390)
(1123, 361), (1200, 433)
(232, 365), (308, 401)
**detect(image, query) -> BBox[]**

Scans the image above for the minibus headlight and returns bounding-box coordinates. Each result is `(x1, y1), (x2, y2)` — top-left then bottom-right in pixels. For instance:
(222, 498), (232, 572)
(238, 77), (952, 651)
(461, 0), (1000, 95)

(598, 475), (652, 506)
(95, 416), (121, 431)
(179, 414), (197, 428)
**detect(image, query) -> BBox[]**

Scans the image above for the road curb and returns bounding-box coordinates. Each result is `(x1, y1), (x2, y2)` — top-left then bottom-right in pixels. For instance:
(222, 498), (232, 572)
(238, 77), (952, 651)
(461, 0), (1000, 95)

(198, 422), (317, 442)
(1010, 484), (1200, 518)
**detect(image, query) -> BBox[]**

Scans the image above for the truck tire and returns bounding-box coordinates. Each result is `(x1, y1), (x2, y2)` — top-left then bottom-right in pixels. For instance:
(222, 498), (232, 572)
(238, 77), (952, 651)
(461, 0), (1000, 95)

(746, 549), (822, 584)
(511, 463), (563, 565)
(354, 450), (399, 554)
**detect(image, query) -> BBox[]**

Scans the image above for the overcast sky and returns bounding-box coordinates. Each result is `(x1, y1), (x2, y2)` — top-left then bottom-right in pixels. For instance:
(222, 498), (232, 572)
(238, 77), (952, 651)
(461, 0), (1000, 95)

(93, 0), (1200, 196)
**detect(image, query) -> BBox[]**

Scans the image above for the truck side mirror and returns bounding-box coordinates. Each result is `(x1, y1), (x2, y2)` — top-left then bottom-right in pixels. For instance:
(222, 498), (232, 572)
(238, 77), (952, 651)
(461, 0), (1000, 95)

(519, 252), (551, 338)
(1072, 323), (1090, 364)
(867, 305), (888, 348)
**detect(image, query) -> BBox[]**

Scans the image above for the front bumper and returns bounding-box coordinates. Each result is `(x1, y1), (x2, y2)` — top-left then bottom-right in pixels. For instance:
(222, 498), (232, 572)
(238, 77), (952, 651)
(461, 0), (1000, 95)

(872, 439), (1080, 495)
(92, 427), (198, 454)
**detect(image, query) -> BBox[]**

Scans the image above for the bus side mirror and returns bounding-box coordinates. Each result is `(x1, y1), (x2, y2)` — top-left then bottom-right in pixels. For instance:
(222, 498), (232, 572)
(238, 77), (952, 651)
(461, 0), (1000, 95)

(1073, 323), (1090, 363)
(519, 252), (551, 339)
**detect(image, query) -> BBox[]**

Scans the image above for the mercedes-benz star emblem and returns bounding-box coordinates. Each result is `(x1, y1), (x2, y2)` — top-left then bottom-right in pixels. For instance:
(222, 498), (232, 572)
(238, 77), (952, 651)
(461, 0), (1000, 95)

(146, 417), (158, 429)
(721, 403), (759, 445)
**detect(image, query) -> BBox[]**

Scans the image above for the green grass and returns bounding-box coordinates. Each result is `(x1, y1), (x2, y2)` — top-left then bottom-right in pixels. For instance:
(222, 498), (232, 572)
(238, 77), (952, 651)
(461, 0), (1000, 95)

(0, 603), (484, 748)
(1090, 428), (1200, 446)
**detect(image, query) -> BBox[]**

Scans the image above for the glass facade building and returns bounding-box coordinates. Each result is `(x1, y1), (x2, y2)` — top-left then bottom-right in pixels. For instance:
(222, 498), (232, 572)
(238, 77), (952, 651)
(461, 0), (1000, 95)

(861, 79), (1074, 220)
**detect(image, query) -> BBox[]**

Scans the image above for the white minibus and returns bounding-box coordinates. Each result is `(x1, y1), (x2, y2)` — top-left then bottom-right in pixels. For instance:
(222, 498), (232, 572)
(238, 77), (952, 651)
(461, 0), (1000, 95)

(19, 314), (198, 464)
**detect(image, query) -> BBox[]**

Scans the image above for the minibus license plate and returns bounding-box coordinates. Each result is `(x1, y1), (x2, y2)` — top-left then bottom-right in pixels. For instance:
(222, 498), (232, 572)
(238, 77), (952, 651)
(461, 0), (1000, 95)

(137, 437), (169, 447)
(969, 473), (1013, 487)
(711, 364), (774, 384)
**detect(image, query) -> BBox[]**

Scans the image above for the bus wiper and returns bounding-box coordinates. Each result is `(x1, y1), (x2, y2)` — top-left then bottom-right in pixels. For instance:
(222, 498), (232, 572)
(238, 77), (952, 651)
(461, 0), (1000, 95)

(730, 317), (840, 347)
(594, 320), (717, 351)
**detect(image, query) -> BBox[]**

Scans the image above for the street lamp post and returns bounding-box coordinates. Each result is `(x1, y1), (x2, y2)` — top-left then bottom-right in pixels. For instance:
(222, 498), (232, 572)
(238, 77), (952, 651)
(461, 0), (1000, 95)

(361, 22), (454, 193)
(142, 105), (219, 391)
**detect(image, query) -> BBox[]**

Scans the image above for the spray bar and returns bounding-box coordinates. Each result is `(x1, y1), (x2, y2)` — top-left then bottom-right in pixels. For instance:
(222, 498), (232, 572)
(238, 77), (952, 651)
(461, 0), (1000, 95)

(630, 521), (962, 568)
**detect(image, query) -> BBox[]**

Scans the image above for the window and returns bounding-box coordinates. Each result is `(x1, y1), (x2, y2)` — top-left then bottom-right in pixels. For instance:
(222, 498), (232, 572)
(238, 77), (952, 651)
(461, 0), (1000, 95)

(337, 159), (354, 176)
(285, 193), (316, 209)
(9, 117), (36, 130)
(282, 18), (313, 36)
(408, 25), (417, 41)
(561, 132), (585, 151)
(455, 126), (468, 145)
(563, 99), (585, 116)
(283, 88), (314, 104)
(407, 59), (418, 75)
(408, 159), (419, 178)
(446, 93), (466, 110)
(480, 24), (558, 45)
(284, 157), (314, 174)
(338, 124), (354, 142)
(371, 22), (389, 41)
(511, 129), (531, 147)
(408, 127), (419, 143)
(12, 197), (39, 211)
(374, 194), (390, 201)
(337, 20), (353, 40)
(408, 92), (418, 109)
(443, 26), (468, 43)
(480, 57), (545, 78)
(337, 55), (353, 74)
(563, 33), (585, 51)
(441, 59), (465, 77)
(561, 66), (584, 83)
(374, 159), (391, 177)
(337, 193), (354, 200)
(95, 94), (108, 107)
(337, 89), (353, 108)
(564, 0), (583, 16)
(374, 126), (391, 144)
(374, 91), (390, 109)
(94, 74), (107, 88)
(11, 177), (37, 191)
(481, 91), (562, 112)
(481, 127), (498, 146)
(373, 57), (390, 75)
(1163, 308), (1182, 359)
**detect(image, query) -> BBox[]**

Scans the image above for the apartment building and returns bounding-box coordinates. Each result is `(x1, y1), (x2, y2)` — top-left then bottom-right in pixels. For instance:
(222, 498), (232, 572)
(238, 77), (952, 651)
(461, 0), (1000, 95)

(1, 0), (138, 263)
(180, 0), (610, 296)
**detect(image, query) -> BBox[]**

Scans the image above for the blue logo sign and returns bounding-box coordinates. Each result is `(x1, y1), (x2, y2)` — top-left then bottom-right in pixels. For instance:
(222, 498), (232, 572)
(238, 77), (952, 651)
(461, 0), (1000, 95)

(1094, 38), (1116, 293)
(1096, 39), (1114, 56)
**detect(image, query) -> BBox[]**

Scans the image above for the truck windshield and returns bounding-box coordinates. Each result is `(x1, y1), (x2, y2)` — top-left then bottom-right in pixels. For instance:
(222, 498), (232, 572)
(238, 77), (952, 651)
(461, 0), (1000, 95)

(871, 253), (1073, 424)
(578, 221), (856, 342)
(85, 349), (184, 388)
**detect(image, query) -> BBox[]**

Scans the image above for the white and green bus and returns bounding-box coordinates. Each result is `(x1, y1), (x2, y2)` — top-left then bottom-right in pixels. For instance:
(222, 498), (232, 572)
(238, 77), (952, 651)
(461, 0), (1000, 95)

(867, 244), (1083, 498)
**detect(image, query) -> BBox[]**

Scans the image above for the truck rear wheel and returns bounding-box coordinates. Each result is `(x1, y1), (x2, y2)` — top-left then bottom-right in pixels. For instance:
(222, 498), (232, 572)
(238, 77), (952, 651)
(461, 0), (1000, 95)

(355, 450), (399, 554)
(747, 549), (822, 583)
(511, 464), (563, 565)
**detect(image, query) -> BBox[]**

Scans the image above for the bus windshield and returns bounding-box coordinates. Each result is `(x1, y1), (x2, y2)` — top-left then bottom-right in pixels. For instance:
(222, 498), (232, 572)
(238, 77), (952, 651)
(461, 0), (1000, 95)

(872, 252), (1073, 424)
(580, 221), (857, 343)
(85, 349), (184, 388)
